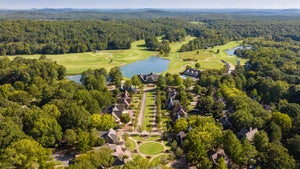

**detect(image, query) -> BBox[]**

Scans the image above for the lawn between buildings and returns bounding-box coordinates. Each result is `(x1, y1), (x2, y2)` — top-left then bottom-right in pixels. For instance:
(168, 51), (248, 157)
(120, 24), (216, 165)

(141, 90), (156, 132)
(138, 142), (165, 156)
(7, 36), (247, 75)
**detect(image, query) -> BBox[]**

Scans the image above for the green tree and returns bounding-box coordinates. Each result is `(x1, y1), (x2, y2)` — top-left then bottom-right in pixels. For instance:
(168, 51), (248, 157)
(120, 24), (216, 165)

(1, 139), (54, 169)
(0, 117), (26, 149)
(176, 147), (184, 157)
(99, 114), (117, 130)
(174, 75), (183, 86)
(195, 63), (200, 69)
(197, 96), (214, 114)
(131, 75), (141, 87)
(171, 140), (178, 151)
(216, 157), (228, 169)
(77, 130), (91, 152)
(287, 134), (300, 160)
(157, 75), (167, 89)
(109, 67), (123, 86)
(59, 103), (91, 130)
(183, 77), (193, 89)
(42, 104), (61, 119)
(64, 129), (77, 145)
(223, 130), (243, 164)
(240, 140), (258, 165)
(174, 118), (188, 133)
(231, 109), (254, 130)
(272, 112), (292, 131)
(123, 156), (150, 169)
(184, 119), (222, 166)
(269, 121), (282, 143)
(120, 113), (130, 124)
(90, 113), (102, 129)
(69, 146), (114, 169)
(254, 130), (269, 151)
(258, 143), (296, 169)
(29, 116), (62, 147)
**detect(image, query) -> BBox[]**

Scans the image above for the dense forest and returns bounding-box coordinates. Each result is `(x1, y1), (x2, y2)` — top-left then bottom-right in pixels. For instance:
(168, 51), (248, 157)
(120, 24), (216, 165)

(0, 19), (200, 55)
(0, 15), (299, 55)
(0, 57), (120, 168)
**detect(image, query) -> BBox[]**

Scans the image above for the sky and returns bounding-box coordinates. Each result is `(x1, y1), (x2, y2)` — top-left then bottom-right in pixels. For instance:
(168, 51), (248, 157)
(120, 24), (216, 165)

(0, 0), (300, 9)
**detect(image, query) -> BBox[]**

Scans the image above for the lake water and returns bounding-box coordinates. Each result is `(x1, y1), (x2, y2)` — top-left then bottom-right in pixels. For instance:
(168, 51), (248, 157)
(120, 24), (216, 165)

(225, 46), (251, 56)
(121, 56), (170, 78)
(66, 74), (82, 84)
(67, 56), (170, 83)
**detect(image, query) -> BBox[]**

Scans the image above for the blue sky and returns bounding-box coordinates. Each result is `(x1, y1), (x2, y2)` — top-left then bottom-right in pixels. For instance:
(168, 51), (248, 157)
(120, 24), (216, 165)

(1, 0), (300, 9)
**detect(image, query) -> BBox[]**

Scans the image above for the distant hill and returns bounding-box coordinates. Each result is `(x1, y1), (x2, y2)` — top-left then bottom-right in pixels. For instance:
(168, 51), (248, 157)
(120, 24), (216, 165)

(0, 8), (300, 20)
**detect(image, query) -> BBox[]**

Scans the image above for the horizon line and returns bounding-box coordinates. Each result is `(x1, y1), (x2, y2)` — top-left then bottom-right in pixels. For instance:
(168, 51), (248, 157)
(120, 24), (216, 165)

(1, 7), (300, 10)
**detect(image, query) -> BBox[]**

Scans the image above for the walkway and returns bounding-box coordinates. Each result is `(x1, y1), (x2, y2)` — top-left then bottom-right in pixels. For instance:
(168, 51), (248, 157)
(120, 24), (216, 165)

(149, 93), (158, 133)
(137, 91), (146, 130)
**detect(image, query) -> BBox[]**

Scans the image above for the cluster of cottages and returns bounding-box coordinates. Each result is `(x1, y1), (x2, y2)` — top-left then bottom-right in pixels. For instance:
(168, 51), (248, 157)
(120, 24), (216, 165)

(98, 128), (131, 166)
(98, 68), (260, 168)
(103, 90), (134, 124)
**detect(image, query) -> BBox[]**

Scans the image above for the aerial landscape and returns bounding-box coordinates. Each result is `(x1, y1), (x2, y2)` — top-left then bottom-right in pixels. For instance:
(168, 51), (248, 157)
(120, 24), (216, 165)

(1, 0), (300, 169)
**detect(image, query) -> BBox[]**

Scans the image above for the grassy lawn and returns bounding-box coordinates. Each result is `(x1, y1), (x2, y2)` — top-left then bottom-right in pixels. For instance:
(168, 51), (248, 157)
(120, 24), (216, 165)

(161, 115), (169, 131)
(7, 36), (248, 75)
(132, 136), (160, 142)
(9, 40), (157, 75)
(142, 90), (156, 131)
(139, 142), (164, 155)
(165, 40), (248, 74)
(126, 138), (136, 151)
(131, 153), (141, 160)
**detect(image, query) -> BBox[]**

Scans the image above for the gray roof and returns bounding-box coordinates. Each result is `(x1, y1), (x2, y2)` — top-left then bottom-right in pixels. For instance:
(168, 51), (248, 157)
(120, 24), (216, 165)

(237, 127), (258, 141)
(138, 73), (159, 83)
(182, 68), (201, 78)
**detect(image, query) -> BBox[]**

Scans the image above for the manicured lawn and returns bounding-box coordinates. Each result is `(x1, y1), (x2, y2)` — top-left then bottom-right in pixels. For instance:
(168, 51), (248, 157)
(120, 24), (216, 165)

(126, 138), (136, 151)
(132, 136), (160, 141)
(142, 90), (156, 131)
(139, 142), (164, 155)
(161, 115), (169, 131)
(8, 37), (248, 75)
(165, 40), (248, 74)
(9, 40), (157, 74)
(131, 153), (141, 160)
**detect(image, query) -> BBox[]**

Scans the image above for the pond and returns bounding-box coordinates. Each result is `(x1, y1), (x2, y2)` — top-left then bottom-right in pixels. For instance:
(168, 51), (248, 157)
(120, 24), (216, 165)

(121, 56), (170, 78)
(66, 74), (82, 84)
(66, 56), (170, 83)
(225, 46), (251, 56)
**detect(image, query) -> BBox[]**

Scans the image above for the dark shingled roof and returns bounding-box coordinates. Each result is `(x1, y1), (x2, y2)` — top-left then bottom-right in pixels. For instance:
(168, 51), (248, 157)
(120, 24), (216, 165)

(103, 104), (125, 121)
(138, 73), (159, 83)
(181, 68), (201, 78)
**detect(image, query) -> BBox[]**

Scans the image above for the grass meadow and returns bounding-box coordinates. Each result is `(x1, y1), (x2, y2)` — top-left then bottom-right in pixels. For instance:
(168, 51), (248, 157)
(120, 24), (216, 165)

(6, 36), (247, 74)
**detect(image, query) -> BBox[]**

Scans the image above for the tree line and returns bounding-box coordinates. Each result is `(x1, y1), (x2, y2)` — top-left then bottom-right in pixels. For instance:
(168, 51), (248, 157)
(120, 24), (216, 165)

(0, 19), (200, 55)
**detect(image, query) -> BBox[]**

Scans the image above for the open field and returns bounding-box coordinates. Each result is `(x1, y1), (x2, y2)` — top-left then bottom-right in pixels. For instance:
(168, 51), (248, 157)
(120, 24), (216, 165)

(8, 40), (157, 74)
(165, 40), (248, 74)
(6, 36), (247, 75)
(139, 142), (164, 155)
